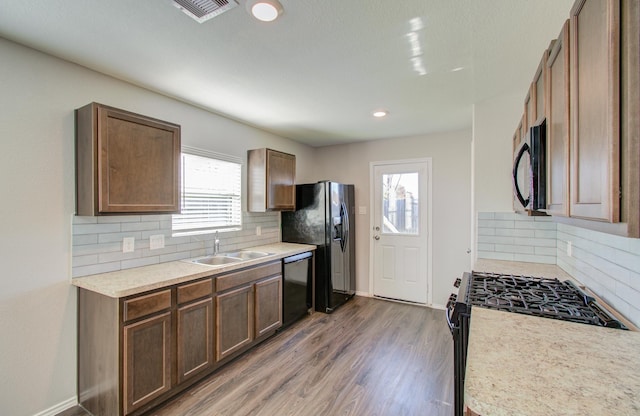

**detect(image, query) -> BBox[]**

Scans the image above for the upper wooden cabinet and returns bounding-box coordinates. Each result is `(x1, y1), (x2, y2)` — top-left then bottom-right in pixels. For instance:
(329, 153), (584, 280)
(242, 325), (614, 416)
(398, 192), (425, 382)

(621, 0), (640, 237)
(545, 20), (571, 217)
(75, 103), (181, 215)
(532, 45), (551, 128)
(247, 148), (296, 212)
(569, 0), (620, 222)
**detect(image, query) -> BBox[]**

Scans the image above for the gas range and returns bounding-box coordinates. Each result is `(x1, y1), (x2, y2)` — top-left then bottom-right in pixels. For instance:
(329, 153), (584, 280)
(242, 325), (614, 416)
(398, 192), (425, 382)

(462, 271), (626, 328)
(446, 270), (627, 416)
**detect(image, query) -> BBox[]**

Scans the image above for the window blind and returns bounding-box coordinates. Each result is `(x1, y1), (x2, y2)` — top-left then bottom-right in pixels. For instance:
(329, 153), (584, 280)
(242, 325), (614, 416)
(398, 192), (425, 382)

(172, 148), (242, 234)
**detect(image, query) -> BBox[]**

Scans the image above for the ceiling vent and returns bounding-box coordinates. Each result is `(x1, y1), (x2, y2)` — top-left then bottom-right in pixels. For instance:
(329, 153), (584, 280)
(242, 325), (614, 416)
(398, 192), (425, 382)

(173, 0), (239, 23)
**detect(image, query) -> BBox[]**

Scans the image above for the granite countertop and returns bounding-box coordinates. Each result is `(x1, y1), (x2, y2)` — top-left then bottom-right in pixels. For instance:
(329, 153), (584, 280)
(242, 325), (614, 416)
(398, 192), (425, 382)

(466, 259), (640, 415)
(71, 242), (315, 298)
(465, 301), (640, 416)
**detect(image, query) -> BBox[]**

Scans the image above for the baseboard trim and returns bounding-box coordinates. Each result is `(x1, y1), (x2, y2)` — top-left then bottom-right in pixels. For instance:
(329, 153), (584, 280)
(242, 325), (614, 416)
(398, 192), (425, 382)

(33, 397), (77, 416)
(356, 291), (445, 310)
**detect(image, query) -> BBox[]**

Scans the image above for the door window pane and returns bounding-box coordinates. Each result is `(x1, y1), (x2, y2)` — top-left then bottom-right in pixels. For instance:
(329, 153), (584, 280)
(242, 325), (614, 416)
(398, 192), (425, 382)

(382, 173), (419, 235)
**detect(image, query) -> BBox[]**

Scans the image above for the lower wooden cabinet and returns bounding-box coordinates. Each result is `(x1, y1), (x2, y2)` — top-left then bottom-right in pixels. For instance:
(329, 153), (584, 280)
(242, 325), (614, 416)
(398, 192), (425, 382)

(177, 298), (214, 383)
(78, 260), (287, 416)
(123, 312), (172, 414)
(216, 285), (254, 361)
(215, 268), (284, 362)
(255, 275), (283, 337)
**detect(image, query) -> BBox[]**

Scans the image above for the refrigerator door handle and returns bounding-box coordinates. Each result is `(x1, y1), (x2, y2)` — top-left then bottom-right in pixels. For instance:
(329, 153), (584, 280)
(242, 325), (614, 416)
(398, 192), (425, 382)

(341, 202), (349, 253)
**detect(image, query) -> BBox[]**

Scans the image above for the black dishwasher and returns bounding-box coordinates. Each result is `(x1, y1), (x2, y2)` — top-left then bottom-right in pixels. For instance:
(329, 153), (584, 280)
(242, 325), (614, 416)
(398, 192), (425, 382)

(282, 252), (313, 328)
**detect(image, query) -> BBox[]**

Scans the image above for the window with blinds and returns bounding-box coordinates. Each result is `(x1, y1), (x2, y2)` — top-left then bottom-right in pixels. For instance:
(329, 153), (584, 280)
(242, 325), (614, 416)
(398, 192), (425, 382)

(172, 147), (242, 234)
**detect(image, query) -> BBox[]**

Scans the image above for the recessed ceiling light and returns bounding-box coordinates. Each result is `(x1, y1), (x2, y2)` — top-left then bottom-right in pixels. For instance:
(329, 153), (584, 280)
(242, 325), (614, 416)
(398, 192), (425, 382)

(451, 66), (465, 72)
(247, 0), (283, 22)
(373, 111), (388, 118)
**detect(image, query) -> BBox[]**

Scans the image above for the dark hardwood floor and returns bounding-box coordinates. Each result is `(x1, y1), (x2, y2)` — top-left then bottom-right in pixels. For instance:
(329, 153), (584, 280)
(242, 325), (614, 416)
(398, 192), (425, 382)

(59, 296), (453, 416)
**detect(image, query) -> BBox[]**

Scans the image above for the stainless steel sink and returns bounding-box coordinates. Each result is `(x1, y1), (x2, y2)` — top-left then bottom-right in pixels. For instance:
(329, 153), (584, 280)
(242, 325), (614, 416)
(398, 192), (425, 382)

(221, 251), (272, 260)
(189, 255), (243, 266)
(187, 250), (273, 267)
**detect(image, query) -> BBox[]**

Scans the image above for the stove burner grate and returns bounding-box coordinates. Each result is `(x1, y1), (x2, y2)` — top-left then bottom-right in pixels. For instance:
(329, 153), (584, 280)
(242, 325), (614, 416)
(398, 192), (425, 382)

(468, 272), (603, 326)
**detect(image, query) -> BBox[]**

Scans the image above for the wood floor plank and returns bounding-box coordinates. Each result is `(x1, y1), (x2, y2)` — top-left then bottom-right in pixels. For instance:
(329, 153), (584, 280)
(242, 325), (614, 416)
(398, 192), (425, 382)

(60, 296), (453, 416)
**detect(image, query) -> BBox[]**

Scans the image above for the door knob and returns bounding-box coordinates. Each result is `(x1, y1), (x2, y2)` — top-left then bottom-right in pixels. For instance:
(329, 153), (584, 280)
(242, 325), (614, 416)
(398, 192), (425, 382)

(374, 235), (380, 240)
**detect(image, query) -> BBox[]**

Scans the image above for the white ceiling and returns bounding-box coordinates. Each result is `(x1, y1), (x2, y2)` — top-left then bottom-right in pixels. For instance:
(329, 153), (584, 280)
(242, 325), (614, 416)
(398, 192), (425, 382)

(0, 0), (574, 147)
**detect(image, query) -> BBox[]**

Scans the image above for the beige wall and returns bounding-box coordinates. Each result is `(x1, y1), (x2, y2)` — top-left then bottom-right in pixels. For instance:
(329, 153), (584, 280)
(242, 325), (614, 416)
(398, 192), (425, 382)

(0, 37), (315, 416)
(472, 91), (523, 213)
(313, 129), (472, 307)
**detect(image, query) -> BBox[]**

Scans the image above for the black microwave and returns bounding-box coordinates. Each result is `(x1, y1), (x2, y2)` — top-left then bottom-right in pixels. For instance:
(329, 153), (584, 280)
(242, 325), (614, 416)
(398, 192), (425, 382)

(513, 119), (546, 211)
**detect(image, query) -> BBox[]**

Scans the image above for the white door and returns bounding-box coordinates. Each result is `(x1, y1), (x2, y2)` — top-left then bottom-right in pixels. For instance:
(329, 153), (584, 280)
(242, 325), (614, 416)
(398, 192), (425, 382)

(371, 160), (430, 304)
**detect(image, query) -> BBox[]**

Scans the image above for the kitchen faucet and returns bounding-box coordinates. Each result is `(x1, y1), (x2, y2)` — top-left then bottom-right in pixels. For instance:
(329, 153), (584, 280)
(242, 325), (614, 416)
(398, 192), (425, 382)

(213, 231), (220, 255)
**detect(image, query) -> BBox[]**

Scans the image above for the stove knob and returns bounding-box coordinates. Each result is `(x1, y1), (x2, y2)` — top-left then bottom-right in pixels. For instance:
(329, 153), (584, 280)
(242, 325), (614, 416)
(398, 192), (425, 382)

(453, 278), (461, 288)
(446, 293), (457, 308)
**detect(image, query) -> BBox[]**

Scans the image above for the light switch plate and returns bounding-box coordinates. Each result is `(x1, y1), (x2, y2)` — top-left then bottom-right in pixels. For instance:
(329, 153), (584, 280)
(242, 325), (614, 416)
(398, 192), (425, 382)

(150, 234), (165, 250)
(256, 226), (262, 236)
(123, 237), (135, 253)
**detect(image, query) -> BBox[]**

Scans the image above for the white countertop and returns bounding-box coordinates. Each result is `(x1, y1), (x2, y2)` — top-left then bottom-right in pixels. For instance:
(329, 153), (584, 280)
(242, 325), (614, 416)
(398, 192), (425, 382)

(71, 242), (315, 298)
(467, 259), (640, 415)
(465, 307), (640, 416)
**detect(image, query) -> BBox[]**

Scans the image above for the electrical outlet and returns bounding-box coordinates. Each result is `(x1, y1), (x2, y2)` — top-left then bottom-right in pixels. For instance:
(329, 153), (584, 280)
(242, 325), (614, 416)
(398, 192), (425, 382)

(256, 226), (262, 236)
(123, 237), (135, 253)
(150, 234), (165, 250)
(567, 241), (573, 257)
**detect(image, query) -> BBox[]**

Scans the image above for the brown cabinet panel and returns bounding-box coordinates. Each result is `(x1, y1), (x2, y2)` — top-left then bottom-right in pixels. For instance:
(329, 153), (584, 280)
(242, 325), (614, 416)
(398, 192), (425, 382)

(524, 86), (535, 130)
(247, 148), (296, 212)
(123, 289), (171, 322)
(78, 290), (120, 416)
(216, 285), (254, 361)
(177, 298), (214, 384)
(621, 0), (640, 236)
(177, 279), (213, 305)
(123, 312), (172, 415)
(545, 20), (571, 217)
(216, 261), (281, 292)
(255, 275), (283, 337)
(569, 0), (620, 221)
(534, 63), (546, 125)
(76, 103), (181, 215)
(266, 149), (296, 210)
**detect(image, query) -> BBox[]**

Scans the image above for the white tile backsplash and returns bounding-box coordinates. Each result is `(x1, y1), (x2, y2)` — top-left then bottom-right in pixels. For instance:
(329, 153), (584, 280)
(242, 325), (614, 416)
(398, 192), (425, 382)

(556, 223), (640, 327)
(477, 212), (640, 327)
(477, 212), (557, 264)
(72, 211), (280, 277)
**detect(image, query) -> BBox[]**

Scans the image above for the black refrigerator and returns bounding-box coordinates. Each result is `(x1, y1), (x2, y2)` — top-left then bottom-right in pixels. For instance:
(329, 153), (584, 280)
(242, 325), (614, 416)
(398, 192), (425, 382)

(281, 181), (356, 313)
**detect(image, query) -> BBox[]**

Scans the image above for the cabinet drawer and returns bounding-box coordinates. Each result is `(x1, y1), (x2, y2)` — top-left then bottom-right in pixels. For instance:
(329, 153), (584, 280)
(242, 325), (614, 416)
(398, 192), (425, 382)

(177, 279), (213, 304)
(123, 290), (171, 322)
(216, 262), (281, 292)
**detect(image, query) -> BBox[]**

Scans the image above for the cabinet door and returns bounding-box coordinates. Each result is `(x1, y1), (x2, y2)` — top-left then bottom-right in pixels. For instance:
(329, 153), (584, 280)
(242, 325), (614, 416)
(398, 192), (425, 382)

(77, 103), (180, 215)
(123, 312), (172, 415)
(177, 298), (214, 384)
(255, 275), (283, 338)
(533, 49), (549, 127)
(216, 285), (254, 361)
(569, 0), (620, 222)
(545, 20), (571, 216)
(524, 86), (535, 130)
(266, 149), (296, 211)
